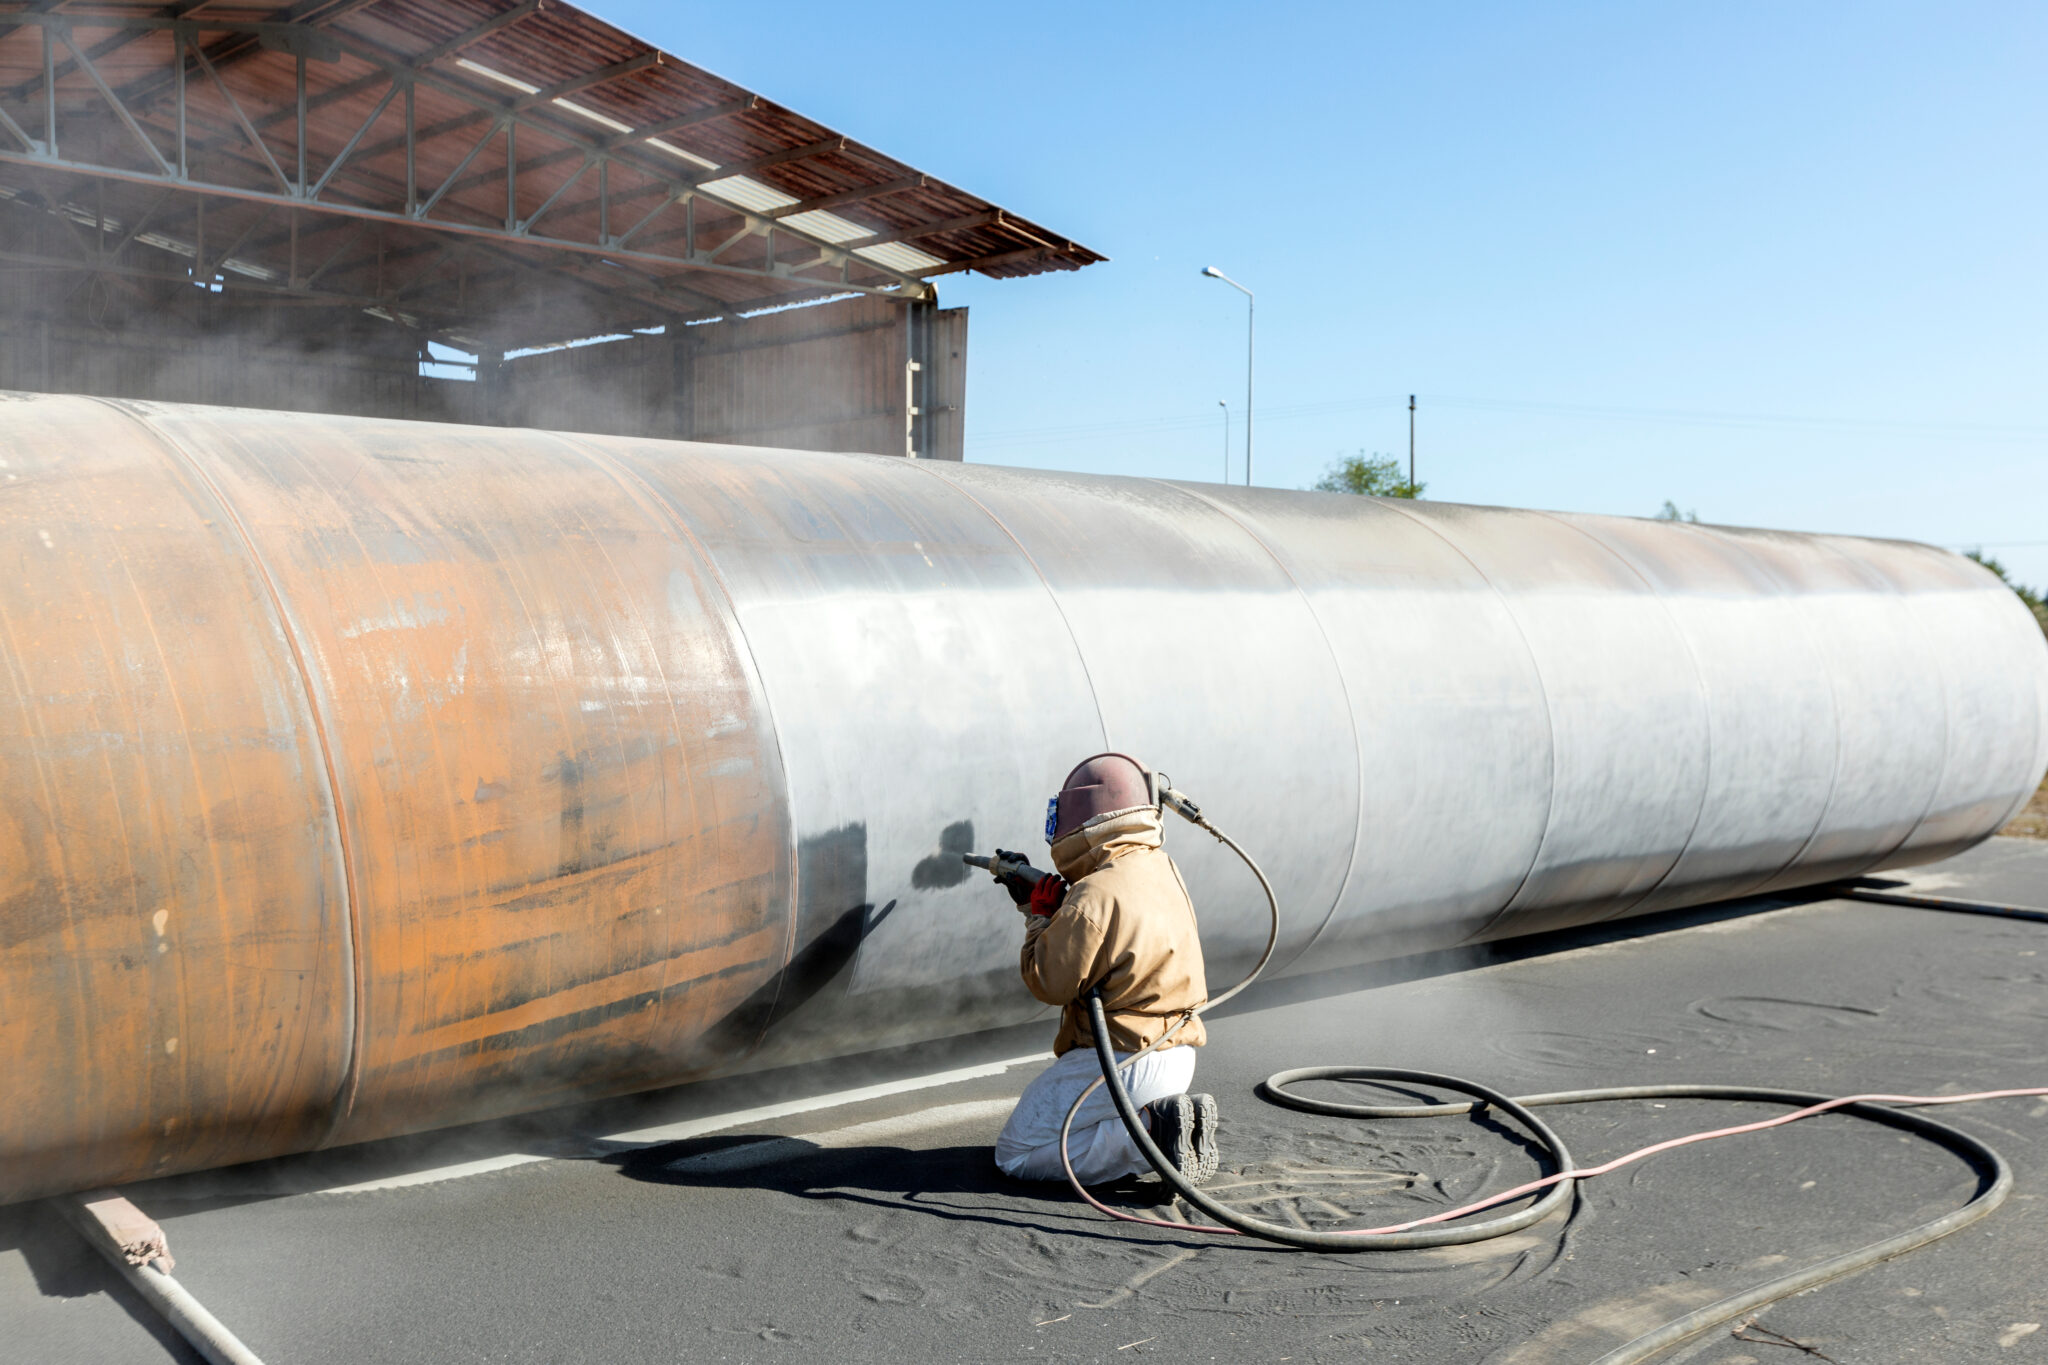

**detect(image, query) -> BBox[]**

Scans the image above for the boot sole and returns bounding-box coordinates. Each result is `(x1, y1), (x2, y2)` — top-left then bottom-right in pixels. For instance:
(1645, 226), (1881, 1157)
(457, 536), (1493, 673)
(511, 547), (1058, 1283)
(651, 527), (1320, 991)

(1190, 1093), (1220, 1184)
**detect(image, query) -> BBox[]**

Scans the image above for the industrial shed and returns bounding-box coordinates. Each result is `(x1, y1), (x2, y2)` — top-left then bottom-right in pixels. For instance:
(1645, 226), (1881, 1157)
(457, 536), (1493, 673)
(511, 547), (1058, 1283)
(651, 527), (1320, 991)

(0, 0), (1101, 457)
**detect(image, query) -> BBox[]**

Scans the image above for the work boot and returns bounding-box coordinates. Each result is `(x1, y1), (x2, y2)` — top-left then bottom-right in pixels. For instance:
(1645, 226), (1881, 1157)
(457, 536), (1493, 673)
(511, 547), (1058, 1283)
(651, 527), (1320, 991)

(1189, 1093), (1221, 1184)
(1150, 1094), (1219, 1186)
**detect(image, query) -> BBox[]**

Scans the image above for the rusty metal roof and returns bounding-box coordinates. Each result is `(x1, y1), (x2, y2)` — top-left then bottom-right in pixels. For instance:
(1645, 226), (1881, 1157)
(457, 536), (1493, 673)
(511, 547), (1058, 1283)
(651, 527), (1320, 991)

(0, 0), (1104, 344)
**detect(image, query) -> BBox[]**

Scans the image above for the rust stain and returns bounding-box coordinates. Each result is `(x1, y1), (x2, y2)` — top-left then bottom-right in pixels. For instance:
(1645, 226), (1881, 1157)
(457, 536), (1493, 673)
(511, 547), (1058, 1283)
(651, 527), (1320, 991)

(0, 395), (351, 1201)
(0, 397), (793, 1199)
(389, 923), (786, 1065)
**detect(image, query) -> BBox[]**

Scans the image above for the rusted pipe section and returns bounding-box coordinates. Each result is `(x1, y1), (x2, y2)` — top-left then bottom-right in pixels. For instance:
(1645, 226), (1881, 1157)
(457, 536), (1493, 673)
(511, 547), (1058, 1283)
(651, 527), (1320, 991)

(2, 392), (2043, 1203)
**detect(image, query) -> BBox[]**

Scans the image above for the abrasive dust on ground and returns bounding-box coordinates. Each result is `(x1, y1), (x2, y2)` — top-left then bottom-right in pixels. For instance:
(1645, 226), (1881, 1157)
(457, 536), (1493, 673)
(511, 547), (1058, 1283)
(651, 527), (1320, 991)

(2001, 775), (2048, 840)
(11, 844), (2048, 1364)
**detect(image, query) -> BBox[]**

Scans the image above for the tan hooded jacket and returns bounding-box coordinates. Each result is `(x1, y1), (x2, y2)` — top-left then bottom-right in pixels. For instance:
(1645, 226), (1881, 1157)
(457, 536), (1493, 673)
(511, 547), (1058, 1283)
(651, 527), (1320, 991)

(1020, 807), (1209, 1056)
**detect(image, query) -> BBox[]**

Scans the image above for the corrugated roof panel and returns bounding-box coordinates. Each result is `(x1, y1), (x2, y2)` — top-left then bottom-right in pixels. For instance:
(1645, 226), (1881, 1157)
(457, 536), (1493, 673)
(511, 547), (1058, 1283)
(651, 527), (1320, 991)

(0, 0), (1103, 345)
(853, 242), (947, 272)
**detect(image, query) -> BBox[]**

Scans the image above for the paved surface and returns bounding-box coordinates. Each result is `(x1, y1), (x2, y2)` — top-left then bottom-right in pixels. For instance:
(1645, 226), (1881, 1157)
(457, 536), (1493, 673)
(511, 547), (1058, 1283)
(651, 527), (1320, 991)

(1870, 835), (2048, 912)
(6, 839), (2048, 1363)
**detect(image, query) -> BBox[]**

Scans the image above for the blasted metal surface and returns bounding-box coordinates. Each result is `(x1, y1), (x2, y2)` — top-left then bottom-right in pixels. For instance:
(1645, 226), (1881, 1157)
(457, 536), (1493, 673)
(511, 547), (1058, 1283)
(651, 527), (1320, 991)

(1, 391), (2044, 1202)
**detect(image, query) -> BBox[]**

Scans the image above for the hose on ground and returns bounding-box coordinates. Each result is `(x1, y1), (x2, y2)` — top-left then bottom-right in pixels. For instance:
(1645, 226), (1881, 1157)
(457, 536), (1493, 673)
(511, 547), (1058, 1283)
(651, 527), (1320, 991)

(1063, 799), (2044, 1361)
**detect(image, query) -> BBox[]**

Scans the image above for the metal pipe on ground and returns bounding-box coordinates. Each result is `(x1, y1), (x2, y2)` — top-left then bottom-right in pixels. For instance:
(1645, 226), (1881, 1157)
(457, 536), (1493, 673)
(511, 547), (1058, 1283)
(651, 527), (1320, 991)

(55, 1193), (265, 1365)
(1, 391), (2044, 1204)
(1837, 883), (2048, 923)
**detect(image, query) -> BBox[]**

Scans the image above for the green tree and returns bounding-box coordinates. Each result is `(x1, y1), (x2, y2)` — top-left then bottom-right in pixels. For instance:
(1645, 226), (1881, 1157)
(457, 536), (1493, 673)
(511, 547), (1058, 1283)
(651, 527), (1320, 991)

(1964, 550), (2048, 640)
(1654, 500), (1700, 523)
(1312, 451), (1424, 499)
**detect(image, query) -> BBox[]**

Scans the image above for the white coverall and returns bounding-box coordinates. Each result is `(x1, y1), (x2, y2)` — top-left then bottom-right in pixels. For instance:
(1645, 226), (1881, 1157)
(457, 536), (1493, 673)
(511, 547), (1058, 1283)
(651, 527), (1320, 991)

(994, 1043), (1196, 1183)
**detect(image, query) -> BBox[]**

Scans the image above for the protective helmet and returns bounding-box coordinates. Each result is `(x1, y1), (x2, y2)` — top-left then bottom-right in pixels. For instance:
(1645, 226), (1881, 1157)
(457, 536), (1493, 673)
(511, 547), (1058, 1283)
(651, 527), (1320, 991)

(1046, 753), (1155, 844)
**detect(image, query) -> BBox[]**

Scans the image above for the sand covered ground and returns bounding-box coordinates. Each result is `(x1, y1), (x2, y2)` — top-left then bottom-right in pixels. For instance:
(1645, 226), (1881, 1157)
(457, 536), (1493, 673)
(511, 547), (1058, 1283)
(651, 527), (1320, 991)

(4, 839), (2047, 1363)
(2001, 777), (2048, 840)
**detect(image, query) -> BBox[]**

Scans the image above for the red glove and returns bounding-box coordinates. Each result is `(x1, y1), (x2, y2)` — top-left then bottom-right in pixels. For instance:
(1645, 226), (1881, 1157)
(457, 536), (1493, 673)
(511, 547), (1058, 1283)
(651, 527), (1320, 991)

(1028, 874), (1068, 917)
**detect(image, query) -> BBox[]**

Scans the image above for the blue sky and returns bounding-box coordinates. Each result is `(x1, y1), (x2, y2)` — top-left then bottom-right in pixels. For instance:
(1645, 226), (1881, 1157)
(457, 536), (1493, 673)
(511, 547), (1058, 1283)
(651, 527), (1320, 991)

(602, 2), (2048, 588)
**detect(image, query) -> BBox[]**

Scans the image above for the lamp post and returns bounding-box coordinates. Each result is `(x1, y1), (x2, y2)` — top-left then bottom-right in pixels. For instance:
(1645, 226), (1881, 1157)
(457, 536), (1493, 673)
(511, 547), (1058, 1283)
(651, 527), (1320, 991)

(1201, 266), (1253, 486)
(1217, 400), (1229, 483)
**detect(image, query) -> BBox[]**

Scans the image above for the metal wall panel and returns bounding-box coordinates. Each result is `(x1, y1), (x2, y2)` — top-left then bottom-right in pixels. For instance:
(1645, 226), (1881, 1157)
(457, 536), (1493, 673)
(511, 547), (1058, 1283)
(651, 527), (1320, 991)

(1, 267), (964, 464)
(499, 296), (971, 459)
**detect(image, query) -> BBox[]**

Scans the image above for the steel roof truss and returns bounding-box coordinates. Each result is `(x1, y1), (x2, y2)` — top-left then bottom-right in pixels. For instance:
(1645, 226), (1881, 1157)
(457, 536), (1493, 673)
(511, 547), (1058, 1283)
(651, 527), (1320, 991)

(608, 185), (681, 250)
(260, 51), (657, 184)
(105, 184), (175, 262)
(204, 204), (276, 279)
(184, 29), (293, 194)
(700, 218), (758, 263)
(58, 24), (174, 175)
(381, 29), (921, 291)
(305, 24), (926, 290)
(116, 0), (541, 121)
(457, 237), (720, 329)
(298, 216), (362, 287)
(0, 146), (922, 302)
(0, 0), (69, 54)
(415, 116), (506, 221)
(388, 241), (455, 303)
(306, 75), (400, 200)
(0, 11), (937, 303)
(2, 1), (233, 106)
(137, 13), (914, 289)
(515, 152), (591, 235)
(0, 100), (33, 154)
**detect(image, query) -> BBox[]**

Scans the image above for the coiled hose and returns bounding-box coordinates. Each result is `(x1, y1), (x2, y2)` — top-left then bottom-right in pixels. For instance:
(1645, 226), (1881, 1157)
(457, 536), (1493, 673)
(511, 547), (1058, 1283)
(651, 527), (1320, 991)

(1060, 801), (2044, 1363)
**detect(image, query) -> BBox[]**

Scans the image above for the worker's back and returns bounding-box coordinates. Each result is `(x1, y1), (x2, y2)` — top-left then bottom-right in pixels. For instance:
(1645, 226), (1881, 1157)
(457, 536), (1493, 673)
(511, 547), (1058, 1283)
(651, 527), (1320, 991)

(1023, 816), (1209, 1055)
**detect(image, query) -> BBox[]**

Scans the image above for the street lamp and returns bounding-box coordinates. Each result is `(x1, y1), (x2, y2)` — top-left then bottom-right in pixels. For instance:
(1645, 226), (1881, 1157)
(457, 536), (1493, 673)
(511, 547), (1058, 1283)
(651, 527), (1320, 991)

(1217, 400), (1229, 484)
(1201, 266), (1253, 486)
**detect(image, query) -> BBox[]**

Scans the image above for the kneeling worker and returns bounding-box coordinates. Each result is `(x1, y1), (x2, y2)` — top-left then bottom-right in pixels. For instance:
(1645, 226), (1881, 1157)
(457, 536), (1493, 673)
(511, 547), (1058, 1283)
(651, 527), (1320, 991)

(989, 753), (1220, 1186)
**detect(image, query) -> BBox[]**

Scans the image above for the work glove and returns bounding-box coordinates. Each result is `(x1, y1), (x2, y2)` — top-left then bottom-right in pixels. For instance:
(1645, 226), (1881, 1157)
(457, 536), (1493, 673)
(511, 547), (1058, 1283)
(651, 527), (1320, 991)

(1028, 872), (1068, 917)
(993, 848), (1038, 905)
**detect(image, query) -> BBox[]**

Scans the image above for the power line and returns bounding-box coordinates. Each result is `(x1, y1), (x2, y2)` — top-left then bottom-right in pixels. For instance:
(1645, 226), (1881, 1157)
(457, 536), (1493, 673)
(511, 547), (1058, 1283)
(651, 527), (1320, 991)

(965, 392), (2047, 455)
(966, 394), (1408, 453)
(1419, 394), (2048, 443)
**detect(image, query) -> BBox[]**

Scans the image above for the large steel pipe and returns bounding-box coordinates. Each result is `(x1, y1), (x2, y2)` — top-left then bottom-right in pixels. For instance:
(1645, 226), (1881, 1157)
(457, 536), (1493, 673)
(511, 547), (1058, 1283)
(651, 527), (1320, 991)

(2, 393), (2043, 1203)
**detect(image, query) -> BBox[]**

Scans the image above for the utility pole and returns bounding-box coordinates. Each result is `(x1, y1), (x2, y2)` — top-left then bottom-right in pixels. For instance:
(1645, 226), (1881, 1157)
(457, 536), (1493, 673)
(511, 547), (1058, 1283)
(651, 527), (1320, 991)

(1245, 300), (1255, 486)
(1408, 394), (1416, 493)
(1201, 267), (1255, 485)
(1217, 400), (1230, 484)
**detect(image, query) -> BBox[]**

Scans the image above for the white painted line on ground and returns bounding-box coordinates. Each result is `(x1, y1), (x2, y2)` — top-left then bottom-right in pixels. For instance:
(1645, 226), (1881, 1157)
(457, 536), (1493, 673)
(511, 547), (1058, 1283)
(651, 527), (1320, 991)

(598, 1051), (1052, 1146)
(664, 1098), (1018, 1175)
(311, 1051), (1053, 1194)
(320, 1152), (552, 1194)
